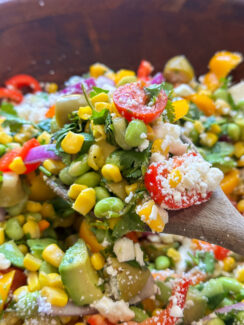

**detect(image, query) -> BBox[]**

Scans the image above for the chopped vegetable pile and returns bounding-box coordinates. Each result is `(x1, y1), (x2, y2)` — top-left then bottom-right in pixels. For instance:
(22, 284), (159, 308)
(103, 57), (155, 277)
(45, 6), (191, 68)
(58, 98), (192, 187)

(0, 51), (244, 325)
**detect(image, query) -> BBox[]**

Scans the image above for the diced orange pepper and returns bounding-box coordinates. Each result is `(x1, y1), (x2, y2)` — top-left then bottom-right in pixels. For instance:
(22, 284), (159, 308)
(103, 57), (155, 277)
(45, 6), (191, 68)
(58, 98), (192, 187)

(209, 51), (243, 79)
(79, 220), (104, 253)
(189, 93), (216, 116)
(45, 105), (55, 118)
(0, 270), (16, 311)
(203, 71), (219, 91)
(38, 219), (50, 232)
(221, 169), (240, 195)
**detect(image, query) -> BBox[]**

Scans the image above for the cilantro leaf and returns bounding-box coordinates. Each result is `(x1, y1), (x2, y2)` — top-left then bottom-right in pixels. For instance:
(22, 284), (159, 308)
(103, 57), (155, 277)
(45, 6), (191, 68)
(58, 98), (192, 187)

(162, 99), (175, 123)
(219, 76), (232, 90)
(90, 109), (109, 125)
(37, 118), (52, 132)
(0, 102), (32, 132)
(113, 211), (146, 238)
(186, 102), (202, 120)
(144, 82), (173, 106)
(188, 250), (215, 274)
(90, 86), (109, 98)
(105, 113), (117, 146)
(0, 102), (17, 116)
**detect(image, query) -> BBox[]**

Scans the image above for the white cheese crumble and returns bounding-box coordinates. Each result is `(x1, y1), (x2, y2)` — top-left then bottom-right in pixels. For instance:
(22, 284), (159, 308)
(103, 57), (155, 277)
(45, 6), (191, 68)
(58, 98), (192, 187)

(138, 139), (149, 152)
(113, 238), (145, 266)
(175, 238), (192, 273)
(125, 191), (134, 203)
(174, 84), (195, 97)
(229, 81), (244, 104)
(0, 253), (11, 270)
(92, 296), (135, 323)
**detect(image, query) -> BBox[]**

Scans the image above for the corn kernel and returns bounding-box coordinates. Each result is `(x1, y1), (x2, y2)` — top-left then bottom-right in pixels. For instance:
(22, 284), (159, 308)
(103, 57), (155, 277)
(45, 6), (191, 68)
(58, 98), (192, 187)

(115, 69), (136, 84)
(234, 142), (244, 158)
(43, 159), (65, 175)
(194, 121), (204, 133)
(168, 169), (182, 188)
(88, 144), (105, 171)
(78, 106), (92, 120)
(90, 63), (109, 78)
(37, 131), (51, 144)
(237, 200), (244, 213)
(200, 132), (218, 147)
(72, 188), (96, 216)
(210, 123), (221, 134)
(136, 200), (165, 232)
(15, 214), (25, 225)
(42, 244), (64, 268)
(167, 248), (181, 263)
(61, 131), (85, 154)
(23, 220), (40, 239)
(41, 202), (56, 218)
(91, 253), (105, 270)
(39, 271), (63, 289)
(105, 71), (116, 82)
(46, 82), (58, 93)
(18, 244), (28, 255)
(237, 158), (244, 167)
(13, 286), (29, 301)
(24, 254), (42, 271)
(41, 286), (68, 307)
(26, 201), (42, 213)
(237, 269), (244, 283)
(125, 183), (138, 196)
(223, 256), (236, 272)
(91, 93), (110, 105)
(151, 139), (169, 156)
(0, 132), (13, 144)
(27, 272), (41, 292)
(146, 125), (155, 141)
(101, 164), (122, 183)
(0, 228), (5, 245)
(68, 184), (88, 200)
(94, 102), (112, 112)
(9, 157), (26, 174)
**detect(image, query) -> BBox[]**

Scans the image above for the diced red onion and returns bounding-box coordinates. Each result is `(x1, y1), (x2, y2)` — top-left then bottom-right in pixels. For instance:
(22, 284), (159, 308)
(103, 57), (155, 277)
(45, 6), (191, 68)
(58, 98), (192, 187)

(151, 72), (165, 84)
(49, 302), (96, 316)
(60, 78), (96, 95)
(200, 303), (244, 322)
(24, 144), (60, 164)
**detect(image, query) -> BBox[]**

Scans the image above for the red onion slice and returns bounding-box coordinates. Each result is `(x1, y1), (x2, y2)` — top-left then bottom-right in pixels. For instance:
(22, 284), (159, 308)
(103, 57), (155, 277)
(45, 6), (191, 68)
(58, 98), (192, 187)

(200, 302), (244, 322)
(24, 144), (60, 164)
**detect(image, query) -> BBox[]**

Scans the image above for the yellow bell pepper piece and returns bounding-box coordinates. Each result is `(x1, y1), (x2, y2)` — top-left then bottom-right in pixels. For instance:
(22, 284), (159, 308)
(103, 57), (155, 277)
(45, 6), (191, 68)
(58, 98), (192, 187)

(220, 169), (240, 195)
(209, 51), (243, 79)
(0, 270), (15, 311)
(172, 99), (189, 121)
(79, 219), (104, 253)
(203, 71), (219, 91)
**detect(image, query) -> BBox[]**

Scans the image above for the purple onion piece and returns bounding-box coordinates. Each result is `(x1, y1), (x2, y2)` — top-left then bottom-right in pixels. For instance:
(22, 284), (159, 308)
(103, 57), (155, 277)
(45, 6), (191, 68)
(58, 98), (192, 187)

(200, 303), (244, 322)
(60, 78), (96, 95)
(219, 135), (232, 143)
(151, 72), (165, 84)
(49, 302), (96, 316)
(24, 144), (60, 164)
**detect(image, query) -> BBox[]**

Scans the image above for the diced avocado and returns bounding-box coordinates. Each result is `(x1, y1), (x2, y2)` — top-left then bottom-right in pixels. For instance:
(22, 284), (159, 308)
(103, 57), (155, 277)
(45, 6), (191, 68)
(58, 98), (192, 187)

(0, 241), (24, 268)
(184, 287), (207, 324)
(27, 238), (57, 259)
(201, 279), (226, 309)
(106, 180), (127, 200)
(39, 261), (58, 274)
(0, 173), (26, 207)
(156, 280), (171, 306)
(113, 117), (132, 150)
(6, 195), (28, 216)
(59, 239), (103, 305)
(109, 258), (150, 301)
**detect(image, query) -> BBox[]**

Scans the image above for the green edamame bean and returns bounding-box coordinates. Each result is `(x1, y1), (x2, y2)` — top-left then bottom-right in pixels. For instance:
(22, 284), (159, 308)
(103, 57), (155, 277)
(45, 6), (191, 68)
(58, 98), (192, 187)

(217, 277), (243, 293)
(201, 279), (224, 299)
(5, 218), (24, 240)
(75, 172), (101, 187)
(125, 120), (147, 147)
(130, 306), (149, 322)
(113, 117), (132, 150)
(59, 167), (76, 185)
(94, 197), (124, 218)
(236, 311), (244, 322)
(95, 187), (110, 201)
(227, 123), (241, 141)
(155, 255), (171, 270)
(0, 144), (6, 157)
(213, 88), (229, 102)
(219, 297), (234, 307)
(68, 154), (90, 177)
(206, 318), (225, 325)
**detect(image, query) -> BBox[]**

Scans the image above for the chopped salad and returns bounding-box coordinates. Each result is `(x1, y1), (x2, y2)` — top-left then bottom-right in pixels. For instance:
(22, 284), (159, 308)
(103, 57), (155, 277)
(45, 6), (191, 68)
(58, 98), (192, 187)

(0, 51), (244, 325)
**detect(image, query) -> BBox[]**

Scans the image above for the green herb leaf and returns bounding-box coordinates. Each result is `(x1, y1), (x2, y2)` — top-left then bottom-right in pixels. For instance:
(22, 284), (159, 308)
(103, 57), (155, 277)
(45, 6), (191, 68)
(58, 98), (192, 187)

(105, 113), (117, 146)
(113, 211), (146, 238)
(188, 250), (215, 274)
(0, 102), (32, 132)
(144, 82), (173, 106)
(37, 118), (52, 132)
(0, 102), (17, 116)
(219, 76), (232, 90)
(162, 99), (175, 123)
(90, 86), (109, 98)
(90, 109), (109, 125)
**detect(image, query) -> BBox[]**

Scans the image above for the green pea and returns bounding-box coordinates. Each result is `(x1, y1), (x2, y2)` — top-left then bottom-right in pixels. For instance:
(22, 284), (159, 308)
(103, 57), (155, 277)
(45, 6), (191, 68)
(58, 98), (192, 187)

(227, 123), (241, 141)
(75, 171), (101, 187)
(217, 277), (243, 293)
(130, 306), (149, 322)
(117, 76), (137, 87)
(206, 318), (225, 325)
(236, 311), (244, 322)
(59, 167), (76, 185)
(95, 187), (110, 201)
(5, 218), (24, 240)
(68, 154), (90, 177)
(155, 255), (171, 270)
(125, 120), (147, 147)
(213, 88), (229, 102)
(0, 144), (6, 157)
(94, 197), (124, 219)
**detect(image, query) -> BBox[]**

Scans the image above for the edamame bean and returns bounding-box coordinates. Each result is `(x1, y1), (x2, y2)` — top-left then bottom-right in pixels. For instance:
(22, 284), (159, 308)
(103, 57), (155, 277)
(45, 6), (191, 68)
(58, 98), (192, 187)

(227, 123), (241, 141)
(213, 88), (229, 102)
(155, 255), (171, 270)
(94, 197), (124, 218)
(68, 154), (90, 177)
(113, 117), (132, 150)
(5, 218), (24, 240)
(125, 120), (147, 147)
(201, 279), (224, 299)
(217, 277), (243, 293)
(130, 306), (149, 322)
(59, 167), (76, 185)
(95, 187), (110, 201)
(0, 144), (6, 157)
(75, 171), (101, 187)
(206, 318), (225, 325)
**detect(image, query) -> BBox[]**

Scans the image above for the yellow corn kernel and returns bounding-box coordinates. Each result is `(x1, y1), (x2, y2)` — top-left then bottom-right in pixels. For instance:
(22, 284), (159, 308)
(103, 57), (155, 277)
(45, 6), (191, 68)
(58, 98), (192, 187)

(167, 248), (181, 263)
(94, 102), (112, 112)
(9, 157), (26, 174)
(172, 99), (189, 121)
(41, 202), (55, 219)
(41, 286), (68, 307)
(60, 316), (72, 324)
(37, 131), (51, 144)
(18, 244), (28, 255)
(237, 200), (244, 213)
(26, 201), (42, 213)
(92, 124), (106, 142)
(15, 214), (25, 225)
(168, 169), (182, 188)
(234, 142), (244, 158)
(152, 308), (163, 316)
(115, 69), (136, 84)
(146, 125), (155, 141)
(78, 106), (92, 120)
(90, 63), (109, 78)
(91, 253), (105, 270)
(23, 220), (40, 239)
(223, 256), (236, 272)
(46, 82), (58, 93)
(72, 188), (96, 216)
(43, 159), (65, 175)
(13, 286), (29, 301)
(0, 227), (5, 245)
(200, 132), (218, 147)
(194, 121), (204, 133)
(27, 272), (41, 292)
(210, 123), (221, 134)
(42, 244), (64, 268)
(61, 131), (85, 154)
(88, 144), (105, 171)
(91, 93), (110, 105)
(0, 132), (13, 144)
(101, 164), (122, 183)
(39, 271), (63, 289)
(68, 184), (88, 200)
(0, 270), (15, 311)
(79, 220), (104, 253)
(125, 183), (138, 196)
(151, 139), (169, 156)
(23, 253), (42, 271)
(39, 271), (50, 288)
(237, 269), (244, 283)
(136, 200), (165, 232)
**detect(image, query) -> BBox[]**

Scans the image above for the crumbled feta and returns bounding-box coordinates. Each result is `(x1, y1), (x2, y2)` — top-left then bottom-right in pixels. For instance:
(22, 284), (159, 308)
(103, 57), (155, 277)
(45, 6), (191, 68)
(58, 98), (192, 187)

(174, 84), (195, 97)
(92, 296), (135, 323)
(0, 253), (11, 270)
(125, 191), (134, 203)
(134, 243), (145, 266)
(175, 238), (192, 273)
(138, 139), (149, 152)
(113, 238), (135, 262)
(229, 81), (244, 104)
(169, 305), (183, 318)
(140, 132), (147, 139)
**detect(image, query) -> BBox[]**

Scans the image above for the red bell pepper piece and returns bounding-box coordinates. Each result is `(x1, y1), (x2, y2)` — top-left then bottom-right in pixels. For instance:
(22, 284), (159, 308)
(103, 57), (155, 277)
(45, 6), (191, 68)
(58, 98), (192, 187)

(5, 74), (41, 93)
(0, 87), (23, 103)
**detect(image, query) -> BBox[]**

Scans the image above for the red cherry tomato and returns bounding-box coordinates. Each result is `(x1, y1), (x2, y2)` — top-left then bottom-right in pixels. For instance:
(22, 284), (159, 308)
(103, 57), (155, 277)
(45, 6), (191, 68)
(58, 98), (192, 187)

(137, 60), (154, 81)
(113, 82), (167, 123)
(5, 74), (41, 93)
(0, 87), (23, 103)
(0, 267), (27, 292)
(0, 148), (21, 172)
(87, 315), (112, 325)
(192, 239), (230, 260)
